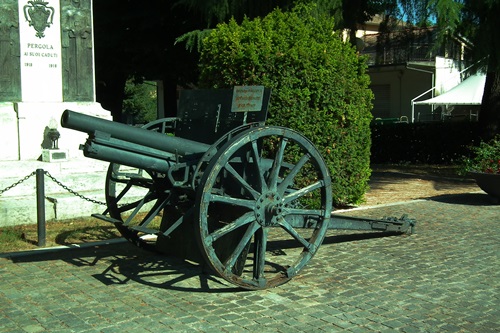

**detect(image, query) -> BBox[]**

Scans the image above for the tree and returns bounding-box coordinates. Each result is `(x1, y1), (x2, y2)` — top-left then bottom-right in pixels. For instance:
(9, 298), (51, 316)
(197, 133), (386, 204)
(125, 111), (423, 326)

(452, 0), (500, 140)
(337, 0), (388, 45)
(93, 0), (202, 120)
(198, 5), (374, 206)
(93, 1), (388, 121)
(174, 0), (295, 24)
(388, 0), (500, 139)
(122, 79), (158, 124)
(174, 0), (385, 47)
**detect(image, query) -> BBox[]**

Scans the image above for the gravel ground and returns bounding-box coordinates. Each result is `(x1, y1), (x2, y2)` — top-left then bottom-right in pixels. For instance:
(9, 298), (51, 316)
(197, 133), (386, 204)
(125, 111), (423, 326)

(363, 166), (481, 206)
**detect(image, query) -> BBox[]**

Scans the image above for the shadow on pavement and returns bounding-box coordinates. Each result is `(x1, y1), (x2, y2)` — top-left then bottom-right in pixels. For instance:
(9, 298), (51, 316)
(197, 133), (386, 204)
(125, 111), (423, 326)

(369, 171), (476, 191)
(6, 231), (404, 292)
(322, 231), (402, 245)
(427, 192), (498, 206)
(7, 242), (243, 293)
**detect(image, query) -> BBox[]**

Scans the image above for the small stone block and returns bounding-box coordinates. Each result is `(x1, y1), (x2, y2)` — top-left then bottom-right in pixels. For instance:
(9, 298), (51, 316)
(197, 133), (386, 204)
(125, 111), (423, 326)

(42, 149), (68, 162)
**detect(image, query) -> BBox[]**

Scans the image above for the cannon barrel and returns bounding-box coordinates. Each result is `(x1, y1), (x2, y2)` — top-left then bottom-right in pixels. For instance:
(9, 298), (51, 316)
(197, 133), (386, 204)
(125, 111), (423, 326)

(61, 110), (210, 156)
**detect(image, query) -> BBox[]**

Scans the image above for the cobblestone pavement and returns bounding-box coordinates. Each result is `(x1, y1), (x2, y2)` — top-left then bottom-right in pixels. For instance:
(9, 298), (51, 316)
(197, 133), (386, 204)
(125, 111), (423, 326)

(0, 193), (498, 332)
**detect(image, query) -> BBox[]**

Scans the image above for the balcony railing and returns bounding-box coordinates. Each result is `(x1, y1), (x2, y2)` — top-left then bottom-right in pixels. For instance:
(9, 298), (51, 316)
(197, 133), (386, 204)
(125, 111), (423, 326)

(362, 44), (436, 65)
(360, 28), (463, 66)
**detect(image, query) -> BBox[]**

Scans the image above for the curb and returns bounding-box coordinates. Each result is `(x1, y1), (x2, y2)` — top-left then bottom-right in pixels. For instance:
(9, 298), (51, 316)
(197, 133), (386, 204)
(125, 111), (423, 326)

(334, 199), (426, 213)
(0, 237), (128, 259)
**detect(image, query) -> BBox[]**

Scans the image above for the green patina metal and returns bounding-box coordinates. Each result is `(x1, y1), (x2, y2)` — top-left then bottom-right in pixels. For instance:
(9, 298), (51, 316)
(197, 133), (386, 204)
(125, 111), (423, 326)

(61, 88), (415, 290)
(61, 0), (94, 101)
(0, 0), (21, 101)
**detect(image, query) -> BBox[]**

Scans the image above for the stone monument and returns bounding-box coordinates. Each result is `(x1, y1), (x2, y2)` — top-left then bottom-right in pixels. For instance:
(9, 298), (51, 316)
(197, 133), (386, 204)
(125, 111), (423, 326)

(0, 0), (110, 161)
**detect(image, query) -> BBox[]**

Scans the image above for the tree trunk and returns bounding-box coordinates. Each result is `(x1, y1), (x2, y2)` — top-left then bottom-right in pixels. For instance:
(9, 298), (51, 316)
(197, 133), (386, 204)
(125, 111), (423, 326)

(162, 78), (178, 118)
(479, 70), (500, 141)
(95, 74), (127, 121)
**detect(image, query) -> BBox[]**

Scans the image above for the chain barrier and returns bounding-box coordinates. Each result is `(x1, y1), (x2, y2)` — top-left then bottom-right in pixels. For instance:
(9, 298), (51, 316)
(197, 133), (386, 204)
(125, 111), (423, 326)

(43, 171), (107, 206)
(0, 169), (107, 206)
(0, 171), (36, 195)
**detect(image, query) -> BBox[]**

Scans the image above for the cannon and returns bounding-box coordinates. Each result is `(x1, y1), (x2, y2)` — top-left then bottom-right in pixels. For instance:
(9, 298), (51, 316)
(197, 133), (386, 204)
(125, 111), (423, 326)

(62, 87), (415, 290)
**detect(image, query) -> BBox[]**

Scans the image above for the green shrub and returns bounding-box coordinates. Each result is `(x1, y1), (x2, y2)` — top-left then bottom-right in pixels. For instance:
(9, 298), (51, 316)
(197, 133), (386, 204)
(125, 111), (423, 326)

(371, 122), (480, 165)
(122, 77), (158, 124)
(461, 135), (500, 175)
(198, 4), (373, 206)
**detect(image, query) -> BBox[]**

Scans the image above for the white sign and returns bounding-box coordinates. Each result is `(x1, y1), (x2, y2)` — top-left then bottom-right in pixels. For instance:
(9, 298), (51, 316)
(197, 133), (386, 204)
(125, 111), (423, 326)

(18, 0), (63, 102)
(231, 86), (264, 112)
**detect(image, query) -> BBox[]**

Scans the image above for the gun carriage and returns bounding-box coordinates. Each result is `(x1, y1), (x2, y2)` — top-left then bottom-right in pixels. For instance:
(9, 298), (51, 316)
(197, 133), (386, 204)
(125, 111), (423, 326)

(62, 87), (415, 290)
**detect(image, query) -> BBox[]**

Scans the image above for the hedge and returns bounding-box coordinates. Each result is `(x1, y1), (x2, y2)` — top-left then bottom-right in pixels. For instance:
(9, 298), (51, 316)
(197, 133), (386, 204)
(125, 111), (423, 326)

(198, 4), (374, 206)
(371, 122), (481, 165)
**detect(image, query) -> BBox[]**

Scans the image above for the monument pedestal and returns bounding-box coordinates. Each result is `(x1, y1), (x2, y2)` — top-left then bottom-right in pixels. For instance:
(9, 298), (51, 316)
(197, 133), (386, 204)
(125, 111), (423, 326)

(0, 101), (110, 161)
(0, 0), (110, 161)
(0, 102), (19, 160)
(0, 0), (116, 226)
(42, 149), (68, 162)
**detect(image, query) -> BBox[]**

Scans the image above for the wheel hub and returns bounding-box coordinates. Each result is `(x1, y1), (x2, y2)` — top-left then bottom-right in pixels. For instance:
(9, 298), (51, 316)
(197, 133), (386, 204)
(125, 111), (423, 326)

(255, 192), (284, 227)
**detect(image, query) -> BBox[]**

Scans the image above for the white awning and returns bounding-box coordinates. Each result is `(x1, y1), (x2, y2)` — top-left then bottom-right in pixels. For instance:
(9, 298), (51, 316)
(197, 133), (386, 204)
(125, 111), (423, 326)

(414, 74), (486, 105)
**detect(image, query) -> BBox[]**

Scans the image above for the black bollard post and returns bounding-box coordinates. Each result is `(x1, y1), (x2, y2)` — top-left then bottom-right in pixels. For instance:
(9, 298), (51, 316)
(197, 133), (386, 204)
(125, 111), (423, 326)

(36, 169), (46, 247)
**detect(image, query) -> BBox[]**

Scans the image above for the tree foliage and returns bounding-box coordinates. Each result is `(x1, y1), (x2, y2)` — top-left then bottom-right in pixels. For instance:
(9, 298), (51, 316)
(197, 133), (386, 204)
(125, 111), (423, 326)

(426, 0), (500, 138)
(376, 0), (500, 139)
(93, 0), (203, 119)
(198, 4), (374, 206)
(174, 0), (295, 26)
(174, 0), (384, 49)
(122, 78), (158, 124)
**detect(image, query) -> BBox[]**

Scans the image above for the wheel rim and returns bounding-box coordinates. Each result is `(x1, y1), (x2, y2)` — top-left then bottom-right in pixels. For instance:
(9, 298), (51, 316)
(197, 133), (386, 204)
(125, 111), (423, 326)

(195, 126), (332, 290)
(105, 118), (176, 248)
(192, 123), (262, 189)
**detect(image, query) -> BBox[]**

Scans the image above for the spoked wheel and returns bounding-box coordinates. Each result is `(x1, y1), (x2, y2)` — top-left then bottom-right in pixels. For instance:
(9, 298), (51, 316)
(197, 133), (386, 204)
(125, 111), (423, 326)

(192, 122), (263, 189)
(104, 118), (177, 248)
(195, 126), (332, 290)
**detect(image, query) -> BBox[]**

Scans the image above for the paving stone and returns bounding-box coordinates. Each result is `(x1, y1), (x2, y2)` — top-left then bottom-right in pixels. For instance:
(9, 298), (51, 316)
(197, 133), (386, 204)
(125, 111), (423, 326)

(0, 199), (498, 332)
(21, 324), (45, 333)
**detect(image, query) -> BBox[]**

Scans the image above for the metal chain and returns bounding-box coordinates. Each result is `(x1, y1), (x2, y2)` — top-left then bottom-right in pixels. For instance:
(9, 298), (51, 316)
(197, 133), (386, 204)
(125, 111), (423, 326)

(43, 171), (107, 206)
(1, 169), (108, 206)
(0, 171), (36, 195)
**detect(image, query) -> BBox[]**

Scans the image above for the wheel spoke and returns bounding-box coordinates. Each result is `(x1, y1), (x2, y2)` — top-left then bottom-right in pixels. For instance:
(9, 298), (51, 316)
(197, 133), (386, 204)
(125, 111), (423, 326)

(277, 153), (310, 193)
(121, 190), (159, 224)
(207, 211), (254, 243)
(161, 208), (193, 237)
(223, 221), (260, 274)
(138, 194), (170, 227)
(224, 163), (260, 199)
(253, 227), (268, 282)
(251, 140), (267, 192)
(105, 117), (177, 249)
(116, 189), (159, 213)
(111, 182), (133, 203)
(116, 198), (147, 214)
(286, 208), (324, 217)
(279, 219), (316, 252)
(196, 126), (332, 290)
(283, 180), (324, 204)
(209, 193), (256, 209)
(268, 138), (288, 190)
